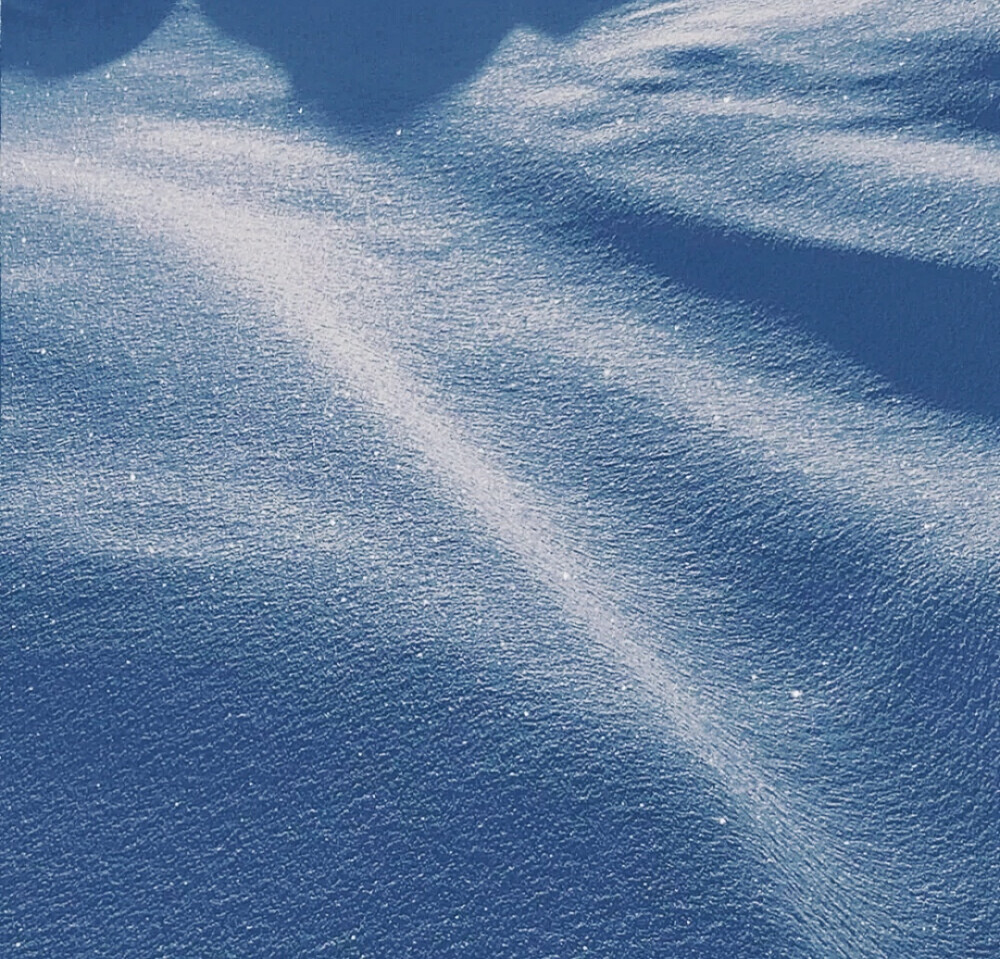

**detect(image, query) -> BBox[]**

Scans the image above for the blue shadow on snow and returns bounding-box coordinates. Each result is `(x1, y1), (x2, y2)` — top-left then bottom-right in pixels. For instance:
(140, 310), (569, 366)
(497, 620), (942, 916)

(2, 0), (617, 130)
(570, 203), (1000, 422)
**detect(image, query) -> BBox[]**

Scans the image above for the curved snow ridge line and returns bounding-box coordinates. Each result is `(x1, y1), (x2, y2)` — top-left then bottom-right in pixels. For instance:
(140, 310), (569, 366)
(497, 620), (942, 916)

(107, 119), (1000, 572)
(14, 118), (1000, 578)
(57, 117), (1000, 577)
(409, 227), (1000, 575)
(393, 155), (1000, 567)
(6, 150), (935, 957)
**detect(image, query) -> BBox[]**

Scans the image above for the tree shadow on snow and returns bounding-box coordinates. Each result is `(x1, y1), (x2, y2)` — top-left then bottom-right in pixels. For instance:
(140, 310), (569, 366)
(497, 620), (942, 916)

(198, 0), (617, 128)
(1, 0), (175, 77)
(2, 0), (618, 129)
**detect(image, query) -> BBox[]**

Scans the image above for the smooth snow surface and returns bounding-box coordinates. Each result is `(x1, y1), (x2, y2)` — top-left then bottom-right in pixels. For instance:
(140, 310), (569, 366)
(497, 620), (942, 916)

(3, 2), (999, 957)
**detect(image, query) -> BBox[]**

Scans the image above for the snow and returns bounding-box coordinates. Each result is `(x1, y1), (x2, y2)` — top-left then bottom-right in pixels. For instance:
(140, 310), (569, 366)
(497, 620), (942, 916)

(2, 1), (998, 957)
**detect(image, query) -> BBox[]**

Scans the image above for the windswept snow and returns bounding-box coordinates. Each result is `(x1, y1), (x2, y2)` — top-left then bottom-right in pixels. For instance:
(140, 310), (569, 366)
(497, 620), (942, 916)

(3, 2), (998, 957)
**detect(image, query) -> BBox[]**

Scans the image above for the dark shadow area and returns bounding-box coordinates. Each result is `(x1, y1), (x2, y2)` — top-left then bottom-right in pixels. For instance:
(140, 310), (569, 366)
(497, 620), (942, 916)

(2, 0), (618, 129)
(199, 0), (616, 128)
(2, 546), (791, 958)
(593, 207), (1000, 420)
(1, 0), (174, 76)
(913, 39), (1000, 137)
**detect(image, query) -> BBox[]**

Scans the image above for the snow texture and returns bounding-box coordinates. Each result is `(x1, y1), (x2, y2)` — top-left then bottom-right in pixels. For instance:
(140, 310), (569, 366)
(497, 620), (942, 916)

(2, 1), (999, 957)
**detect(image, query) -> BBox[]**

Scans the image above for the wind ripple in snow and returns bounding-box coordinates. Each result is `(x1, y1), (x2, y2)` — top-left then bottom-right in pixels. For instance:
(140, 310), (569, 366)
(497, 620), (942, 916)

(3, 2), (998, 957)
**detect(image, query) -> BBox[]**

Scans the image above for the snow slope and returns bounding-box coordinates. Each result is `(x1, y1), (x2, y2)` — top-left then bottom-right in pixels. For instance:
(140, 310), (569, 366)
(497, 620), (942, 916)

(3, 2), (999, 957)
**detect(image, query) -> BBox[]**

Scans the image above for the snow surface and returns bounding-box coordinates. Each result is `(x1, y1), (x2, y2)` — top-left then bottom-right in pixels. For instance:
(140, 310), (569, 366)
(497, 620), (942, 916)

(3, 1), (999, 957)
